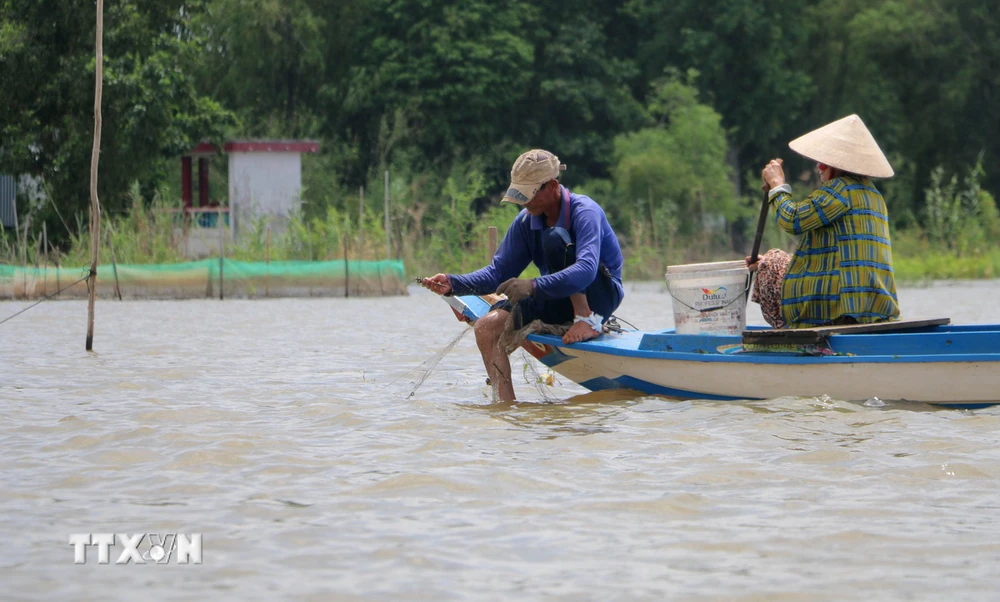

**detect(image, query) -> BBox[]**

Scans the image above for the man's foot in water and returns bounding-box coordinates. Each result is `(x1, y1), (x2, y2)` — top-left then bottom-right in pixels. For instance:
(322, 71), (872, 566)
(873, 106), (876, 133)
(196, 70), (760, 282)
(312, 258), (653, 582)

(563, 320), (601, 344)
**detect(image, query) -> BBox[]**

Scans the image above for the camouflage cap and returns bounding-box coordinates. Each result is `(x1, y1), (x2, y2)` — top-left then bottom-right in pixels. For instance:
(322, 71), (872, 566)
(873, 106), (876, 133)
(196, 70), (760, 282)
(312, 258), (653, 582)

(501, 149), (567, 205)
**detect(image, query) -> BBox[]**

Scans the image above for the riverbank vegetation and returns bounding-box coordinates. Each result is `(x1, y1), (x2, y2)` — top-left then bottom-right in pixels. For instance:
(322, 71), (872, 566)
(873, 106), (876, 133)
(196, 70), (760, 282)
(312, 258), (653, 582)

(1, 0), (997, 283)
(2, 154), (996, 284)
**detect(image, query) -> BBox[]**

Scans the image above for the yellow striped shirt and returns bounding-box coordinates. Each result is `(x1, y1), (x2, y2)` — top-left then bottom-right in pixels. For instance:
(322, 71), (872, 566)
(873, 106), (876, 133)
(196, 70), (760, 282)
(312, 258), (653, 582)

(771, 176), (900, 327)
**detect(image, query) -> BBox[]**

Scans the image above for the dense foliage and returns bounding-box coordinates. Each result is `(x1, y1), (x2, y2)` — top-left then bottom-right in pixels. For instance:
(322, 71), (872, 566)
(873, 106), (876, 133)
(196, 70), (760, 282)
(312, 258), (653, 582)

(1, 0), (998, 277)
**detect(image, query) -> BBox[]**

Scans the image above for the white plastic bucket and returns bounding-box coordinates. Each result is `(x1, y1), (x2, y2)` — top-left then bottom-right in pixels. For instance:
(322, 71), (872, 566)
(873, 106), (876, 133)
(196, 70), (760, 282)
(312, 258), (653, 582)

(665, 260), (750, 335)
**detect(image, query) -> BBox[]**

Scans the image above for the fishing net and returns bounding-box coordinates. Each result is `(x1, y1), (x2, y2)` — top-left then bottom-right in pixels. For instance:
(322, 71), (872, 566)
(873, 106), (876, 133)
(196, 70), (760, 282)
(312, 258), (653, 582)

(499, 316), (571, 355)
(0, 259), (407, 299)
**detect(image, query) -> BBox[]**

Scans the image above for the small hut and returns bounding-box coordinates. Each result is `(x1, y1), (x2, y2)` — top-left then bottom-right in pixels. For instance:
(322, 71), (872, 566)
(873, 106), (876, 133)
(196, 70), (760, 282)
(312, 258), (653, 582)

(178, 139), (320, 256)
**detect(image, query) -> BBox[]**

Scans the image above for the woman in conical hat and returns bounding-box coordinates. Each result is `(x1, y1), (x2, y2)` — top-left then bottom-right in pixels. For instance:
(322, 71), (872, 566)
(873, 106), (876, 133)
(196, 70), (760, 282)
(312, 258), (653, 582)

(747, 114), (900, 328)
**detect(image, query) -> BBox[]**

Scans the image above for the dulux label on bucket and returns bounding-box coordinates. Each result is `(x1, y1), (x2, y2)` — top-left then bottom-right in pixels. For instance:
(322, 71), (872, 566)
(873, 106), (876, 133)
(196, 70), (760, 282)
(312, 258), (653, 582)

(695, 286), (729, 310)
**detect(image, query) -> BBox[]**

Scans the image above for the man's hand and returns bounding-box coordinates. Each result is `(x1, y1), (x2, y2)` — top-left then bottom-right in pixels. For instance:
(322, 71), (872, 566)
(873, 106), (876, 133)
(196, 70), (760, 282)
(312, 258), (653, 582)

(761, 158), (785, 190)
(496, 278), (533, 304)
(419, 273), (452, 295)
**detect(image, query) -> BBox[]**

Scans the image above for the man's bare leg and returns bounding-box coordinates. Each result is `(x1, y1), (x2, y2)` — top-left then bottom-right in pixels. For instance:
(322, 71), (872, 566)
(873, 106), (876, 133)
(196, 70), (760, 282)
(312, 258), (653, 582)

(563, 292), (602, 344)
(474, 309), (516, 402)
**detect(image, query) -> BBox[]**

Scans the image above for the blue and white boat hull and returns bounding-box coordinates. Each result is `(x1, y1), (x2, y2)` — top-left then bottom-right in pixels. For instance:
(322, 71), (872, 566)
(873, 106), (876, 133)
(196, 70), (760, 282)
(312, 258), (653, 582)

(529, 330), (1000, 407)
(446, 294), (1000, 408)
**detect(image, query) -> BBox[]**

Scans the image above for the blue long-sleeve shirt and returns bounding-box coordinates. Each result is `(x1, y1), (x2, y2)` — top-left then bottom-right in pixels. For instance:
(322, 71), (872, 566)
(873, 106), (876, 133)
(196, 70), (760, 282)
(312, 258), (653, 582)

(449, 186), (624, 301)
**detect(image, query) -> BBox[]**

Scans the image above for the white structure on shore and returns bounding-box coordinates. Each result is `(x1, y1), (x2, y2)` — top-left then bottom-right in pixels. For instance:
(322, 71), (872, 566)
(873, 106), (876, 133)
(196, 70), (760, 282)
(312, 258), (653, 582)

(224, 140), (320, 235)
(178, 139), (319, 257)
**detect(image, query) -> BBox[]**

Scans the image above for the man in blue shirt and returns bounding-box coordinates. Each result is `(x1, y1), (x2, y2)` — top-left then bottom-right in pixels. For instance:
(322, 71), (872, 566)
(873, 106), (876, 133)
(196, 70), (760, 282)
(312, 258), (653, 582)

(420, 149), (624, 402)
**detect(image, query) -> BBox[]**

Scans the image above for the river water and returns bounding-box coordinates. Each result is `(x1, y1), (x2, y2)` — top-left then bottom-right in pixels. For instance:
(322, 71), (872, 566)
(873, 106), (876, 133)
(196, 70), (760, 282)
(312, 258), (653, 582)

(2, 281), (999, 600)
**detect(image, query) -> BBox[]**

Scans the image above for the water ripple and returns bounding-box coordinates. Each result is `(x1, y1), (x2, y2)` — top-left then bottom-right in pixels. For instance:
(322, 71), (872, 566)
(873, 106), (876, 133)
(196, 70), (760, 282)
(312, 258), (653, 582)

(1, 284), (1000, 599)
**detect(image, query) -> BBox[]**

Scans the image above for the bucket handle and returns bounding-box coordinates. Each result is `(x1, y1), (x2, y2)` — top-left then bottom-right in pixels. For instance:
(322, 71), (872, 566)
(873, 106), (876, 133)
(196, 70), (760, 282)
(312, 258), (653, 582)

(666, 272), (752, 314)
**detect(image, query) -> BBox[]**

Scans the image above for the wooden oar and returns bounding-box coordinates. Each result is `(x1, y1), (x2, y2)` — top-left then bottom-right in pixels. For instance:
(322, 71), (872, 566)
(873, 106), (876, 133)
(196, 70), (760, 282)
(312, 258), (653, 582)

(750, 158), (783, 265)
(749, 185), (770, 266)
(746, 167), (779, 315)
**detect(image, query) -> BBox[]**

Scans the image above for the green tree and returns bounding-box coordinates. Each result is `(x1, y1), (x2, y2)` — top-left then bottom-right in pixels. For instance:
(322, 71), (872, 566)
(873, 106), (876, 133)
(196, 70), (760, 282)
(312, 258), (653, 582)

(626, 0), (815, 185)
(340, 0), (534, 173)
(195, 0), (330, 137)
(799, 0), (999, 220)
(335, 0), (644, 198)
(520, 0), (645, 181)
(0, 0), (233, 242)
(610, 74), (735, 245)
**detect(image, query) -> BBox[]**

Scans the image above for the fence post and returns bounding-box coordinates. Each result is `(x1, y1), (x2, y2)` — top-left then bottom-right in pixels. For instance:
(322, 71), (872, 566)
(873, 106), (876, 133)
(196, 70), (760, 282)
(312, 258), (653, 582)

(41, 222), (47, 296)
(488, 226), (498, 264)
(13, 204), (22, 298)
(218, 216), (224, 300)
(359, 185), (365, 227)
(343, 236), (350, 298)
(52, 238), (60, 297)
(358, 185), (365, 261)
(384, 170), (390, 259)
(107, 226), (122, 300)
(306, 223), (313, 261)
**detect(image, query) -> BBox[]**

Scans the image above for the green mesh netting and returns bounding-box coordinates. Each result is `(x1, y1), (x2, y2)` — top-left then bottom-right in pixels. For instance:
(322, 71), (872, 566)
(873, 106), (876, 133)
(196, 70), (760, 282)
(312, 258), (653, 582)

(0, 259), (407, 299)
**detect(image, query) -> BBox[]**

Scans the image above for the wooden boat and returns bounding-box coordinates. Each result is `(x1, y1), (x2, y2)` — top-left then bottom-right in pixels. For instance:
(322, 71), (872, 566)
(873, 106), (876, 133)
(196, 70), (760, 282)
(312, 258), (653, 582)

(444, 294), (1000, 408)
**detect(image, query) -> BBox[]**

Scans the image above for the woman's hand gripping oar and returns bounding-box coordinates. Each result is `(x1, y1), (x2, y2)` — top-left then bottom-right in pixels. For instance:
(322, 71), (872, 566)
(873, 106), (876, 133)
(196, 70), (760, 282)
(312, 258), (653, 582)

(745, 158), (782, 313)
(748, 158), (782, 270)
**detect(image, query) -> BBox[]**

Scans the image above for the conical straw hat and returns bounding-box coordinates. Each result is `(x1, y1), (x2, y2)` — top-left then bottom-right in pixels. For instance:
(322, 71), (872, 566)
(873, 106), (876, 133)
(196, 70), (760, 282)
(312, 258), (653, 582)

(788, 114), (894, 178)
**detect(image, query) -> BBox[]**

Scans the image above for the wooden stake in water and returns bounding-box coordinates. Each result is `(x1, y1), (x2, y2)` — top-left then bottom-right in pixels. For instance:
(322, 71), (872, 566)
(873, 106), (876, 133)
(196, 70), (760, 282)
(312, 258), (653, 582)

(86, 0), (104, 351)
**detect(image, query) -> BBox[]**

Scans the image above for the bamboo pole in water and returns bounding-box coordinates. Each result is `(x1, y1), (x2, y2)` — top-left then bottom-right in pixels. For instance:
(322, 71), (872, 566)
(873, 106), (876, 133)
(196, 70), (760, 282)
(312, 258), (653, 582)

(86, 0), (104, 351)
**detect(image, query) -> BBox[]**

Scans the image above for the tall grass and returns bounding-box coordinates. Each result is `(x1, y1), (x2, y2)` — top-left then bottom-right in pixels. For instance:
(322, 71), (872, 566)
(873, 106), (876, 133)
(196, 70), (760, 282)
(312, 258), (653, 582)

(60, 182), (189, 266)
(893, 229), (1000, 282)
(3, 180), (999, 284)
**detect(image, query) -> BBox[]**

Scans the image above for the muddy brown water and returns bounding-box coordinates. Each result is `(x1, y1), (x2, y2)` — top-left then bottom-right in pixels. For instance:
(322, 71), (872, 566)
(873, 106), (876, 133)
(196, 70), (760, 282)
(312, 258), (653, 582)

(2, 280), (999, 600)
